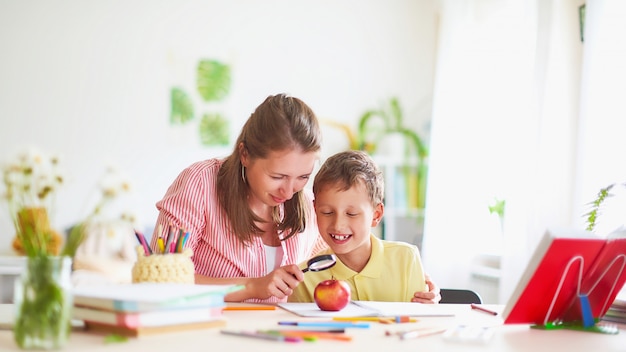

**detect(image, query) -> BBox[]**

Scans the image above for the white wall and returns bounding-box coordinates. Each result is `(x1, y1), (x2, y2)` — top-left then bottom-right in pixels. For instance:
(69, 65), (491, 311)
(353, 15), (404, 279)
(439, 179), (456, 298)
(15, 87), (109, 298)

(0, 0), (437, 252)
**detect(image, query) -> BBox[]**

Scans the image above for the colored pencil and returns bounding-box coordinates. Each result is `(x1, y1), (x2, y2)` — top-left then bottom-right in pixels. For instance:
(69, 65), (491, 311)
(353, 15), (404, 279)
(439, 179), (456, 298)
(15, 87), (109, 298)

(471, 303), (498, 316)
(278, 321), (370, 328)
(262, 330), (352, 341)
(134, 230), (152, 255)
(220, 330), (301, 343)
(333, 316), (417, 323)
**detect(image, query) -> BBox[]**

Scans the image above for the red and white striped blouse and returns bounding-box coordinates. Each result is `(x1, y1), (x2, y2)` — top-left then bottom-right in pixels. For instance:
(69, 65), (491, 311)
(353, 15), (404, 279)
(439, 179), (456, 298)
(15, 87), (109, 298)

(151, 159), (327, 303)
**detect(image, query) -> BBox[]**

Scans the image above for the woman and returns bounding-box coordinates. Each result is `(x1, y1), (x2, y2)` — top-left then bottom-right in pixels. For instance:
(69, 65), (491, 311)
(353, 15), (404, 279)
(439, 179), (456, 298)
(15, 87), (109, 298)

(151, 93), (441, 304)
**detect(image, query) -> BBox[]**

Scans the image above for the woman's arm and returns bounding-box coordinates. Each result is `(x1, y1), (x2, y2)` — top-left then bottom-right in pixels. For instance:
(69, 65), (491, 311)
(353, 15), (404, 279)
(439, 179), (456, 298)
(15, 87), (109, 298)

(195, 264), (305, 302)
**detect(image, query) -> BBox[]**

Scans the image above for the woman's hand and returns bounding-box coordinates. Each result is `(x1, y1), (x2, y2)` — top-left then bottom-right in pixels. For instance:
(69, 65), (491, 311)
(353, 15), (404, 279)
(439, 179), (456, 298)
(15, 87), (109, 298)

(411, 274), (441, 304)
(246, 264), (304, 300)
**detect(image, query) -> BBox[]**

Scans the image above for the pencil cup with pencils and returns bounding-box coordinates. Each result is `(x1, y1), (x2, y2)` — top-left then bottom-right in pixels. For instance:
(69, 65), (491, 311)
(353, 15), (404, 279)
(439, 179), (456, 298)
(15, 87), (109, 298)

(131, 246), (195, 284)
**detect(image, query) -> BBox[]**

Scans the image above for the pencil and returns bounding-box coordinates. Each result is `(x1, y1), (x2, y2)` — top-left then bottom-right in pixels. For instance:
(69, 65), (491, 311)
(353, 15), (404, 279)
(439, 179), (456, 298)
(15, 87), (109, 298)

(263, 330), (353, 341)
(134, 230), (152, 255)
(175, 231), (184, 253)
(220, 330), (301, 343)
(157, 237), (165, 254)
(182, 231), (190, 248)
(176, 228), (185, 252)
(399, 327), (447, 340)
(164, 224), (176, 252)
(278, 321), (370, 328)
(333, 316), (417, 323)
(470, 303), (498, 316)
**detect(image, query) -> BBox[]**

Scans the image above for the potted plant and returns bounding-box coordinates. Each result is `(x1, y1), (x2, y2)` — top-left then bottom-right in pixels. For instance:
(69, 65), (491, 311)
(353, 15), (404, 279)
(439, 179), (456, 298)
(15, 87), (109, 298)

(356, 97), (429, 210)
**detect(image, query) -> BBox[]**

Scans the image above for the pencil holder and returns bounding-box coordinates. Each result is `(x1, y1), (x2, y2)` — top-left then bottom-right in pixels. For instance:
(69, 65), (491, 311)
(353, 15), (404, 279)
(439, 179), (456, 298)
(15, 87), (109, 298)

(131, 246), (195, 284)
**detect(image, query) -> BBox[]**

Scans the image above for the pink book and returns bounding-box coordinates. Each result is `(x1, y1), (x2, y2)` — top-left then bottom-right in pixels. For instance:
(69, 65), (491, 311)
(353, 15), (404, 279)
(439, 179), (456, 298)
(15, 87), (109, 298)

(73, 305), (224, 328)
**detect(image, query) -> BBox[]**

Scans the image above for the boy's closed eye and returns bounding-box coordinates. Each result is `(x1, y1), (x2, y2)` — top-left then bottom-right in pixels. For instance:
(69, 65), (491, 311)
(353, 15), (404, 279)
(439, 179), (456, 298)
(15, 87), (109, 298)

(318, 211), (360, 217)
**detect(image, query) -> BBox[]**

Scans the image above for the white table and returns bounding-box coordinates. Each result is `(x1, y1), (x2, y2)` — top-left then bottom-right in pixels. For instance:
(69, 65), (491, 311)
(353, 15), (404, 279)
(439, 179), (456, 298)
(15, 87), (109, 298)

(1, 303), (625, 351)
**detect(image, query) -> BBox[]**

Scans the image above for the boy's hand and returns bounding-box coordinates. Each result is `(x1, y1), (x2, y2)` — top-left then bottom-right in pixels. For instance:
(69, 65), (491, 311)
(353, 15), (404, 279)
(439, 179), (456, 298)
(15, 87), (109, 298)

(411, 274), (441, 304)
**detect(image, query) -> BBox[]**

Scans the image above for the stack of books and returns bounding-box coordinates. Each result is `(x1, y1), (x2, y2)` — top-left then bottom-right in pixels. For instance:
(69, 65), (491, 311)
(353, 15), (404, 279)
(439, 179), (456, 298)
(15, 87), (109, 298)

(71, 283), (241, 337)
(602, 289), (626, 325)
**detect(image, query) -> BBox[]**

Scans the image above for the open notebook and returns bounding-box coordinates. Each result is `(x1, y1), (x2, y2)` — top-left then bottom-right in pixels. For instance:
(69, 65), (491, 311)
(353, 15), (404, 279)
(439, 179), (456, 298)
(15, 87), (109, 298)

(278, 301), (457, 318)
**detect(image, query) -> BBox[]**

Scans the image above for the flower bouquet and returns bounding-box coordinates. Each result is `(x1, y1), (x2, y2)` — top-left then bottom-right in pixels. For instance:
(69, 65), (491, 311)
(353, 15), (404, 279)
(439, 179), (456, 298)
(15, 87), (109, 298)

(3, 150), (66, 256)
(2, 148), (132, 349)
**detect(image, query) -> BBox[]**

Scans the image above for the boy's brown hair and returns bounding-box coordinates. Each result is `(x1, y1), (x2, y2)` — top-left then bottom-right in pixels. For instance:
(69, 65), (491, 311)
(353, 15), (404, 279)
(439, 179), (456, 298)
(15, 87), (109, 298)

(313, 150), (384, 206)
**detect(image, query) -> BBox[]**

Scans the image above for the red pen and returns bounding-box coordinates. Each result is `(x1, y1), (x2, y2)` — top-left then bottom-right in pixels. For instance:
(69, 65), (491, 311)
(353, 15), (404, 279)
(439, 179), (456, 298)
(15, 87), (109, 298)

(470, 303), (498, 316)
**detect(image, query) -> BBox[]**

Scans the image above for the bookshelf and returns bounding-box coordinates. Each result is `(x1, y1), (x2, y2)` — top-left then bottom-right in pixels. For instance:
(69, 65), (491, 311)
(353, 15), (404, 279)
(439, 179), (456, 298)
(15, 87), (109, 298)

(371, 155), (425, 248)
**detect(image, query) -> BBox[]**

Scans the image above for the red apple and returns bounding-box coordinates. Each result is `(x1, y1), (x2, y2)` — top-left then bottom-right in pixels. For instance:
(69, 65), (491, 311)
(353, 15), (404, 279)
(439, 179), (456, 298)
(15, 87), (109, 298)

(313, 279), (351, 311)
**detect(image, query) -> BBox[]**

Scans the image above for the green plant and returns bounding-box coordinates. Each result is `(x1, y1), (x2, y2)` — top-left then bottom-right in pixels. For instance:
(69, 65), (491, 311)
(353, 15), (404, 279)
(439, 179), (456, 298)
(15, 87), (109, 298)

(488, 197), (506, 219)
(2, 149), (135, 349)
(199, 112), (229, 146)
(356, 97), (429, 209)
(169, 58), (232, 146)
(13, 256), (73, 349)
(170, 87), (194, 124)
(357, 97), (428, 159)
(196, 59), (231, 102)
(2, 151), (132, 258)
(489, 197), (506, 235)
(585, 182), (626, 232)
(3, 149), (66, 256)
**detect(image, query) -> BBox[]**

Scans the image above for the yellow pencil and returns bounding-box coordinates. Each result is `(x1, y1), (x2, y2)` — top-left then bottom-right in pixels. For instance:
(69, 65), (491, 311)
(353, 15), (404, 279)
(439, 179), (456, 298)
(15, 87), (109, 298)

(157, 237), (165, 254)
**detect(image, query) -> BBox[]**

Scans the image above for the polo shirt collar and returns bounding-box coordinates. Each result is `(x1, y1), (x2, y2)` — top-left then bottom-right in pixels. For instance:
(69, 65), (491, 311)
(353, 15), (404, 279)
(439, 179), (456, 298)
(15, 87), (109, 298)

(327, 234), (383, 279)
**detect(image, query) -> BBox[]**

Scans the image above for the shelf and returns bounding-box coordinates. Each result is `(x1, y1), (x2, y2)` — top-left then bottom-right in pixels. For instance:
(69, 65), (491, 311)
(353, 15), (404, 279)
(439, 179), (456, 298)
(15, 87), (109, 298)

(0, 254), (26, 275)
(370, 155), (426, 246)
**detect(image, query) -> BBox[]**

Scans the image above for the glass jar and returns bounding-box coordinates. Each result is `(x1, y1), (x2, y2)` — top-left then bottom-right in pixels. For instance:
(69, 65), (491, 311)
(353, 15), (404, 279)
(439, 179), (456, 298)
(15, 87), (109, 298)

(13, 256), (73, 350)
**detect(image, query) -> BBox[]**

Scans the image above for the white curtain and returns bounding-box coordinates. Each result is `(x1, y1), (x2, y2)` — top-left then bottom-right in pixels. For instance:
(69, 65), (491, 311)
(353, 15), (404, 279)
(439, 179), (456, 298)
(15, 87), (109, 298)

(573, 1), (626, 234)
(422, 0), (626, 303)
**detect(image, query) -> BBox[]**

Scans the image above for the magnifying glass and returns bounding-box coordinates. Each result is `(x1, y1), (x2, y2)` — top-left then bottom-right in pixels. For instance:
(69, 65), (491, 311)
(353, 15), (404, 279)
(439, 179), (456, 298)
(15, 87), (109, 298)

(302, 254), (337, 273)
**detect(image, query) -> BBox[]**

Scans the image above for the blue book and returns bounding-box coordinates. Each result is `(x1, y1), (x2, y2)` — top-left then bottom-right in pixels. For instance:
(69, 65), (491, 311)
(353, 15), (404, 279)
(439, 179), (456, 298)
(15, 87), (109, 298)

(72, 283), (242, 312)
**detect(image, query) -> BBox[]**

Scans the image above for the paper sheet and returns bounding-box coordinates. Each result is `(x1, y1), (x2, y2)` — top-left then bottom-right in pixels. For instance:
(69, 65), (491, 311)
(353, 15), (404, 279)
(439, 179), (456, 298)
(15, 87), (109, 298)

(278, 301), (457, 317)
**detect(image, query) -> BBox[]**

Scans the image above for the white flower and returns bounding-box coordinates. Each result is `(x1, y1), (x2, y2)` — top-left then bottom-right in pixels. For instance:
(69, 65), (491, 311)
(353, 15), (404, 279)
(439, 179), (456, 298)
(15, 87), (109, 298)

(1, 147), (136, 257)
(2, 148), (64, 217)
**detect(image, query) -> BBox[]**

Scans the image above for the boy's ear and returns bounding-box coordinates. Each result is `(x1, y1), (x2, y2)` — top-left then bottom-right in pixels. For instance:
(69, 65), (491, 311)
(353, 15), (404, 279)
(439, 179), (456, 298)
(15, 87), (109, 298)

(371, 203), (384, 227)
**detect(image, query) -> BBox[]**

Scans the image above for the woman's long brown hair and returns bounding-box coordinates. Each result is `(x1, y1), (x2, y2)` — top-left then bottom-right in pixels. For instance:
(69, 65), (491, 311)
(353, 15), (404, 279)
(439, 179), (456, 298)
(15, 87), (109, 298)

(216, 94), (321, 244)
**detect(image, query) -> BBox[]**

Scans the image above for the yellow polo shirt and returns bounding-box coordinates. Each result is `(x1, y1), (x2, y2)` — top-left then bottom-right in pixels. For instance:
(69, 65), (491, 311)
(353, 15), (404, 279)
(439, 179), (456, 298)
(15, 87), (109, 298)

(290, 234), (427, 302)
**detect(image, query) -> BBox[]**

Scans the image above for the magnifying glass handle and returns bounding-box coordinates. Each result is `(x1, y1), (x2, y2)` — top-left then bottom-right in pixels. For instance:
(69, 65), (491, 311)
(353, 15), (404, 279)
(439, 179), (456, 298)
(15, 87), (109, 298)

(301, 268), (309, 273)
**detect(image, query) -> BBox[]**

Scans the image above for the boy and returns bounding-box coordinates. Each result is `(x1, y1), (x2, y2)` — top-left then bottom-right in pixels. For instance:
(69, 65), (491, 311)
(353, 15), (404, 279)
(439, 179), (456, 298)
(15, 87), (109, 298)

(290, 150), (428, 302)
